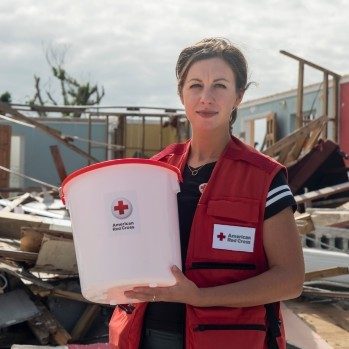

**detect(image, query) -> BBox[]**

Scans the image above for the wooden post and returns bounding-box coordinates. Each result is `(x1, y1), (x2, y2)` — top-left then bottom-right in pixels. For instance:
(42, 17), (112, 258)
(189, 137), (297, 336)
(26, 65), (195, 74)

(142, 116), (146, 155)
(296, 62), (304, 130)
(105, 115), (109, 160)
(280, 50), (341, 139)
(160, 116), (163, 150)
(114, 115), (125, 158)
(88, 114), (92, 165)
(49, 145), (67, 182)
(333, 76), (340, 143)
(322, 72), (329, 138)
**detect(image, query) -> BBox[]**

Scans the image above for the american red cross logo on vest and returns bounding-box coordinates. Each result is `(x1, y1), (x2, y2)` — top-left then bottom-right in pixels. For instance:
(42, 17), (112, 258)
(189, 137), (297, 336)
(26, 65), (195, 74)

(217, 232), (226, 241)
(112, 198), (133, 219)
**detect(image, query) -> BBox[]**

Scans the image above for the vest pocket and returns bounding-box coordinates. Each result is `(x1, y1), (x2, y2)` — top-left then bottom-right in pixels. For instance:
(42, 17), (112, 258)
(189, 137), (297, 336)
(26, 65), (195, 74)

(187, 262), (257, 288)
(189, 323), (267, 349)
(194, 324), (266, 331)
(191, 262), (256, 270)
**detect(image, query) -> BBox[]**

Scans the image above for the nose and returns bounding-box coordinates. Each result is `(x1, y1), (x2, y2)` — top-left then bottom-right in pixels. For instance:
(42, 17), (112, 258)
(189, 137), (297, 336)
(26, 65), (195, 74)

(200, 87), (214, 104)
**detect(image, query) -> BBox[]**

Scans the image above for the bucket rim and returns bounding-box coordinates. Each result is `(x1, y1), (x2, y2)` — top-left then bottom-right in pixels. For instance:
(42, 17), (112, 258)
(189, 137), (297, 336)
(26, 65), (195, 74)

(60, 158), (182, 204)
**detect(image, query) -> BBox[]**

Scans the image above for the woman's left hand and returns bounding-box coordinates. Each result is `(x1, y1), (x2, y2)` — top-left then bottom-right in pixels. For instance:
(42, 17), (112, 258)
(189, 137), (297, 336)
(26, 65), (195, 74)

(124, 265), (200, 305)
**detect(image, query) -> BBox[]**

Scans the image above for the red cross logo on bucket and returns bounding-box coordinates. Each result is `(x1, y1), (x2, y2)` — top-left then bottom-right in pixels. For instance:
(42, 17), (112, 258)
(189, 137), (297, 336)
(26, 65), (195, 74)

(112, 198), (133, 219)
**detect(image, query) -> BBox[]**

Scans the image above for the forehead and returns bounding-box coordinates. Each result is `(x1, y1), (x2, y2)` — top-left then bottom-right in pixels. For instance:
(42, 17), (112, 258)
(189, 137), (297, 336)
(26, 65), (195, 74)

(185, 57), (236, 82)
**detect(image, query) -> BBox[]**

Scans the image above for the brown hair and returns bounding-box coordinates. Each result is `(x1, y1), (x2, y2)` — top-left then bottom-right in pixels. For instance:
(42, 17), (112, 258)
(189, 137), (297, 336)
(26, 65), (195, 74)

(176, 37), (251, 127)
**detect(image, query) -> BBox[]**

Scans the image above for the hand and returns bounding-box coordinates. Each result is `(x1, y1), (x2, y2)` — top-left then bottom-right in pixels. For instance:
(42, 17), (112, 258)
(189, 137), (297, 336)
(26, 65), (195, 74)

(124, 265), (201, 306)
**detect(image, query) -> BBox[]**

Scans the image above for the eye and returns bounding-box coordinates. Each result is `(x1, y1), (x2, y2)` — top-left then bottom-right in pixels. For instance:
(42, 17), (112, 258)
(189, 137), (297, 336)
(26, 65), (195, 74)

(214, 83), (227, 88)
(189, 83), (202, 89)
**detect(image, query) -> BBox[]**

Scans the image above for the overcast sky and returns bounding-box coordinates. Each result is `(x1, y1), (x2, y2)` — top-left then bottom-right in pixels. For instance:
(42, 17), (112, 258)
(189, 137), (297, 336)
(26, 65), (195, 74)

(0, 0), (348, 109)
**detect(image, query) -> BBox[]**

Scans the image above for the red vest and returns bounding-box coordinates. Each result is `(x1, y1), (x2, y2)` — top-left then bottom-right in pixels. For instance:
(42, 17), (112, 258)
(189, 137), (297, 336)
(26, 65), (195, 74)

(109, 137), (286, 349)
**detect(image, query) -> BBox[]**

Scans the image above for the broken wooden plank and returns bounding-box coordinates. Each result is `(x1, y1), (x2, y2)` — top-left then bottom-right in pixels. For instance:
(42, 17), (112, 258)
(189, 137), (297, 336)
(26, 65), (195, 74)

(29, 284), (89, 303)
(281, 302), (333, 349)
(306, 208), (349, 227)
(20, 227), (72, 253)
(50, 145), (68, 182)
(29, 301), (72, 345)
(0, 193), (31, 213)
(0, 249), (38, 263)
(305, 267), (349, 282)
(302, 286), (349, 300)
(27, 316), (50, 344)
(71, 304), (100, 340)
(31, 234), (78, 274)
(295, 213), (315, 235)
(294, 181), (349, 204)
(0, 211), (71, 239)
(263, 115), (327, 160)
(285, 299), (349, 348)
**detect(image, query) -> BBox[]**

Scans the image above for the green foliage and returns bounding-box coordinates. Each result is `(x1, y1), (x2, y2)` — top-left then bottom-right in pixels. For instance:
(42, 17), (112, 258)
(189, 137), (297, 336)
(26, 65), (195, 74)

(30, 47), (105, 117)
(0, 91), (12, 103)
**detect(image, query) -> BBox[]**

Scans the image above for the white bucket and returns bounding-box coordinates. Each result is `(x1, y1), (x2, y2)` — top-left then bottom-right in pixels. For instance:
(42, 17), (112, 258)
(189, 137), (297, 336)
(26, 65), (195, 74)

(61, 159), (182, 305)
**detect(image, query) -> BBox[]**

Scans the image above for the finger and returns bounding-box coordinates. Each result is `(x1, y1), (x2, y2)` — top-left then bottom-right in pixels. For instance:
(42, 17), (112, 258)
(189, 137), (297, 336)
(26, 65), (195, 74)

(171, 265), (185, 281)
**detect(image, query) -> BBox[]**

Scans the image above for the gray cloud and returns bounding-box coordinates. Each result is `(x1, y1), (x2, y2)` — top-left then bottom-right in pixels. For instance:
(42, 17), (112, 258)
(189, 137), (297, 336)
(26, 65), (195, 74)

(0, 0), (348, 108)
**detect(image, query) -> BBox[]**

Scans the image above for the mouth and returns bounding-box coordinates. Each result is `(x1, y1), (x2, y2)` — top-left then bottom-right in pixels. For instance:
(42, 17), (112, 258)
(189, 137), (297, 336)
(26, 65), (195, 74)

(196, 110), (218, 118)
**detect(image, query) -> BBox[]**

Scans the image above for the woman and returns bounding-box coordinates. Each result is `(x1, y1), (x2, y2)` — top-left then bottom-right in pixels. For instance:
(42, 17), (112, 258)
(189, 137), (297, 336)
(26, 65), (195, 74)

(109, 38), (304, 349)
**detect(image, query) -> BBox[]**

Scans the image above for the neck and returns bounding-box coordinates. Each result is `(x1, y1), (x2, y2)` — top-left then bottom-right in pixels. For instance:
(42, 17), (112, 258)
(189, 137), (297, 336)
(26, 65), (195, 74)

(188, 128), (231, 167)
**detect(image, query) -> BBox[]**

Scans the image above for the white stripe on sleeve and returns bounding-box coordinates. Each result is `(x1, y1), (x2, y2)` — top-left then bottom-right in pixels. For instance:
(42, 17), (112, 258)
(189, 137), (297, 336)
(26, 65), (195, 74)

(266, 190), (293, 207)
(267, 185), (290, 198)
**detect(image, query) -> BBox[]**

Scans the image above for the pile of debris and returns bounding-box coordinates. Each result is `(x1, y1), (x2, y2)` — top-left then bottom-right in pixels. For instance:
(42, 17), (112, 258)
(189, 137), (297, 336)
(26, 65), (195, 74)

(0, 192), (113, 347)
(0, 114), (348, 348)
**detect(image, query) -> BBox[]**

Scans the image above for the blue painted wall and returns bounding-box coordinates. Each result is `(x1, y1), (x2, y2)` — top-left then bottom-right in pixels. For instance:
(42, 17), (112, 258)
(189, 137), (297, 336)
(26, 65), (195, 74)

(0, 118), (108, 188)
(234, 84), (334, 141)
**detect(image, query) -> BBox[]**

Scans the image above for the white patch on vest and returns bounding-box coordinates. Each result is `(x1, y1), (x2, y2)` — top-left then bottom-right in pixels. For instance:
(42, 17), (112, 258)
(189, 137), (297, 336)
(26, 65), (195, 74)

(212, 224), (255, 252)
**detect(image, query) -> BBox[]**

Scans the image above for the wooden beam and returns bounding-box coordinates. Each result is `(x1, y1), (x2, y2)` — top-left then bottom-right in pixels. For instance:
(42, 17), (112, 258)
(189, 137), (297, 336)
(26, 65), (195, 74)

(20, 226), (73, 253)
(294, 181), (349, 204)
(32, 234), (78, 274)
(280, 50), (341, 77)
(71, 304), (100, 340)
(30, 301), (72, 345)
(0, 192), (30, 213)
(294, 213), (315, 235)
(286, 299), (349, 347)
(0, 249), (38, 263)
(296, 62), (304, 129)
(305, 267), (349, 282)
(333, 76), (340, 142)
(302, 287), (349, 300)
(0, 101), (99, 163)
(29, 284), (89, 303)
(322, 72), (329, 138)
(49, 145), (67, 182)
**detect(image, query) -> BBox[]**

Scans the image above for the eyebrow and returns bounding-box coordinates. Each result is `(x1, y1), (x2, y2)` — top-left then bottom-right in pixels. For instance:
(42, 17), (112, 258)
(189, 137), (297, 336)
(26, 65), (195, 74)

(187, 78), (231, 83)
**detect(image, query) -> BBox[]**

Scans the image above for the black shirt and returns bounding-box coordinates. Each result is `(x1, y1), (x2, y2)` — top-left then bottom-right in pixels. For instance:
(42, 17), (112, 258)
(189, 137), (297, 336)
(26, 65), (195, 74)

(143, 162), (296, 333)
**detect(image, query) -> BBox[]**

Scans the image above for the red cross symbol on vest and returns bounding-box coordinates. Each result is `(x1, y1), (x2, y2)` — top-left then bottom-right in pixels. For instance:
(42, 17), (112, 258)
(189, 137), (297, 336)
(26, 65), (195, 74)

(217, 232), (226, 241)
(112, 198), (133, 219)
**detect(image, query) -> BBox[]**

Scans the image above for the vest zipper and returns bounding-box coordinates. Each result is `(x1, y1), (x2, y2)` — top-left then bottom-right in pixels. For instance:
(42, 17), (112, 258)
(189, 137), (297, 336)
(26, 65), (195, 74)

(191, 262), (256, 270)
(194, 324), (266, 332)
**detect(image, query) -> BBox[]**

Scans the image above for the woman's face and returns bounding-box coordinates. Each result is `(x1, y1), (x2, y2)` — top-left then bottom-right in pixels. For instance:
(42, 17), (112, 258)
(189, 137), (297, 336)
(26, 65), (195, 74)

(181, 57), (243, 133)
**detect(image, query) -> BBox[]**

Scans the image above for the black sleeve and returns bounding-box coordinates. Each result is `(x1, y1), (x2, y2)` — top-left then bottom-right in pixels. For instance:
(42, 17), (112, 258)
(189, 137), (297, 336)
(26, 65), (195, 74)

(264, 170), (297, 220)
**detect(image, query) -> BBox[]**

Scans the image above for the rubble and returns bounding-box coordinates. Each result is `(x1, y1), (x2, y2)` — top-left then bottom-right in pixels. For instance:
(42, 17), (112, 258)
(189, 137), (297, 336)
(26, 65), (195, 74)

(0, 104), (348, 348)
